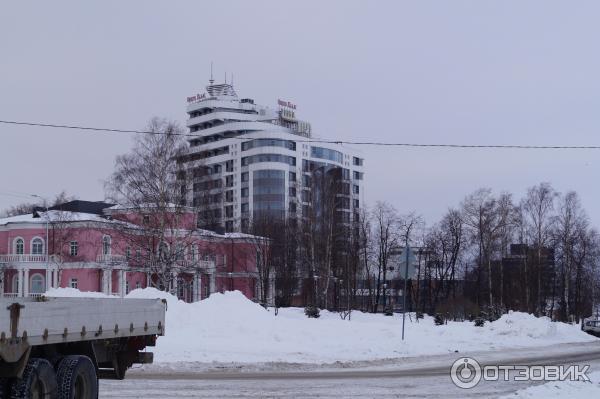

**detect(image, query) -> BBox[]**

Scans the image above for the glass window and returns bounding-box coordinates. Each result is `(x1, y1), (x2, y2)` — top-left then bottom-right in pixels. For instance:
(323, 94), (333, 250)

(289, 171), (296, 182)
(241, 139), (296, 151)
(30, 274), (45, 293)
(70, 241), (78, 256)
(353, 185), (360, 194)
(125, 246), (131, 260)
(31, 238), (43, 255)
(158, 242), (169, 260)
(253, 169), (285, 219)
(353, 157), (363, 166)
(102, 236), (111, 255)
(70, 278), (78, 289)
(241, 172), (249, 182)
(311, 147), (343, 163)
(136, 281), (141, 290)
(353, 171), (363, 180)
(241, 188), (249, 198)
(241, 154), (296, 166)
(15, 238), (24, 255)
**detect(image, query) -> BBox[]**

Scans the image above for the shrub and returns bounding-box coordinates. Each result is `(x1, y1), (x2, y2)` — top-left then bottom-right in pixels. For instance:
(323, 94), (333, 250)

(304, 305), (320, 318)
(474, 317), (485, 327)
(434, 314), (445, 326)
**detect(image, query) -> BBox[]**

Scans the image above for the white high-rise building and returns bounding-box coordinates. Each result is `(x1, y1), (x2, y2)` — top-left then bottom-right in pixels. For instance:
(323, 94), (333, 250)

(184, 79), (364, 232)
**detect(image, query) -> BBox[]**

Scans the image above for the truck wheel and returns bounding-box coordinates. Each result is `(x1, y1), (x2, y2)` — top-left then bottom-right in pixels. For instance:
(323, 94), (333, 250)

(56, 356), (98, 399)
(10, 358), (58, 399)
(0, 378), (12, 398)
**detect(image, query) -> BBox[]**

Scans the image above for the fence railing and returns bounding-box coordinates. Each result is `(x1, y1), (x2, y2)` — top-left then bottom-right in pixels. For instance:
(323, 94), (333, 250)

(0, 254), (58, 263)
(96, 254), (128, 264)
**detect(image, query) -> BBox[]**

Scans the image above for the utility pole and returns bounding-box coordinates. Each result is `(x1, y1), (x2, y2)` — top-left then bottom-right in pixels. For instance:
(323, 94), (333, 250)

(402, 228), (411, 340)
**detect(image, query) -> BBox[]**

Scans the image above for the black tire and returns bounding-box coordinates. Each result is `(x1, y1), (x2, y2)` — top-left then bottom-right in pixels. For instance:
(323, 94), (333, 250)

(56, 356), (98, 399)
(0, 378), (12, 398)
(10, 358), (57, 399)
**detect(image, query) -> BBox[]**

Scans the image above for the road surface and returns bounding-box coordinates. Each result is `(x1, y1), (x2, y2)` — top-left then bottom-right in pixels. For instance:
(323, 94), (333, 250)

(100, 342), (600, 398)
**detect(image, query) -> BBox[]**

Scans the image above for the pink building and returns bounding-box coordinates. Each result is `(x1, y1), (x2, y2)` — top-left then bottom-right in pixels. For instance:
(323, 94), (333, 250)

(0, 201), (267, 302)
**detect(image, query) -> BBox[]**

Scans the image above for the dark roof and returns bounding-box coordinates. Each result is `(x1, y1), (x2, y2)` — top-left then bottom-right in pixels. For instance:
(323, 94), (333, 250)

(46, 200), (115, 215)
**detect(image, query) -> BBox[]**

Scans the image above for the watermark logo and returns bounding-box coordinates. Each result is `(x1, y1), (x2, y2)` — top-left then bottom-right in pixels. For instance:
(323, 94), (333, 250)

(450, 357), (482, 388)
(450, 357), (590, 389)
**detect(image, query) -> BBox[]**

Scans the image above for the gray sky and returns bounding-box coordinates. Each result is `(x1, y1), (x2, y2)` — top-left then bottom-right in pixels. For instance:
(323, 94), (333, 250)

(1, 1), (599, 227)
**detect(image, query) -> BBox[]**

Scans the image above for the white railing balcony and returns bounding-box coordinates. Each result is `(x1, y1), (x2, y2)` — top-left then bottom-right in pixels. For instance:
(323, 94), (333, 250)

(96, 254), (128, 264)
(3, 293), (18, 298)
(145, 259), (213, 270)
(0, 254), (49, 263)
(28, 293), (43, 298)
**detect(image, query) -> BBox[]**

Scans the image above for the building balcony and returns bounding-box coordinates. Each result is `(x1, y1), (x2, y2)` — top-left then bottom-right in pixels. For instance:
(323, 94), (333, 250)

(0, 254), (59, 263)
(96, 254), (128, 264)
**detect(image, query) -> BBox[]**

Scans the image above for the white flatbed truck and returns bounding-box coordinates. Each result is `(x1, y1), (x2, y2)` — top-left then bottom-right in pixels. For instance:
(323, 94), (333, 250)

(0, 296), (165, 398)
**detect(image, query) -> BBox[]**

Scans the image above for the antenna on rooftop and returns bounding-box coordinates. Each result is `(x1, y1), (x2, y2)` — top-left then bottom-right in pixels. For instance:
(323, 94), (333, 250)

(231, 73), (234, 86)
(209, 61), (214, 85)
(224, 71), (227, 84)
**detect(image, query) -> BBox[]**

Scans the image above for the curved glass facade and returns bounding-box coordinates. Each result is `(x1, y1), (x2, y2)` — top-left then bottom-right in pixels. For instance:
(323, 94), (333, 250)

(242, 139), (296, 151)
(311, 146), (343, 163)
(241, 154), (296, 166)
(253, 170), (285, 219)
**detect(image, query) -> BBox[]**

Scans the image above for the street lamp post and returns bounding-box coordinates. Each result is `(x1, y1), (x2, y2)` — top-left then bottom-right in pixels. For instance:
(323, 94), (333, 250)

(313, 274), (319, 307)
(402, 236), (410, 340)
(227, 271), (233, 291)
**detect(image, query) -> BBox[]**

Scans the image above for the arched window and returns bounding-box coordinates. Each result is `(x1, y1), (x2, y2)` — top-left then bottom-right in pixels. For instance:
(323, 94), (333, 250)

(30, 274), (45, 294)
(14, 238), (24, 255)
(158, 242), (169, 261)
(102, 236), (111, 256)
(31, 238), (44, 255)
(175, 243), (184, 261)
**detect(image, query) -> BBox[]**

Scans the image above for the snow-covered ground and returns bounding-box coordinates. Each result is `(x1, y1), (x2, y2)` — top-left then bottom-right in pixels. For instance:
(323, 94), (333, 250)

(500, 371), (600, 398)
(46, 287), (597, 364)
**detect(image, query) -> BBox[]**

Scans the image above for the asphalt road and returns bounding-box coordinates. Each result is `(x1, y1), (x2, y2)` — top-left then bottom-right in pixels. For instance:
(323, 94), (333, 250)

(100, 342), (600, 398)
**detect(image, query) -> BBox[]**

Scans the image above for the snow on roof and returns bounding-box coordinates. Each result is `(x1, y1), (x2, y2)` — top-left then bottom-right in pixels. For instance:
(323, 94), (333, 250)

(0, 210), (109, 226)
(0, 211), (266, 240)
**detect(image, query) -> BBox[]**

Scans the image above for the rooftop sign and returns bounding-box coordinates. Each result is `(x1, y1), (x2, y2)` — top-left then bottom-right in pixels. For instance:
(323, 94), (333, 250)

(278, 99), (296, 109)
(187, 93), (206, 103)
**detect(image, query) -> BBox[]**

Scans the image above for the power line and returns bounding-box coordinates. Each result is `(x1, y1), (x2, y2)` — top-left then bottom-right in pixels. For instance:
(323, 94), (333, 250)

(1, 119), (600, 150)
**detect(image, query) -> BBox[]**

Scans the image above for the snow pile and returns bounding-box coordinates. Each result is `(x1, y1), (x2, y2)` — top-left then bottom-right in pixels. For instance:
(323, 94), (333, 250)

(500, 371), (600, 398)
(44, 288), (597, 364)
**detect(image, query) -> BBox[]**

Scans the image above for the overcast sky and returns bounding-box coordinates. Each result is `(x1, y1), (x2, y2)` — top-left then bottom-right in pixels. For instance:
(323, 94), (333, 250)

(1, 1), (599, 226)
